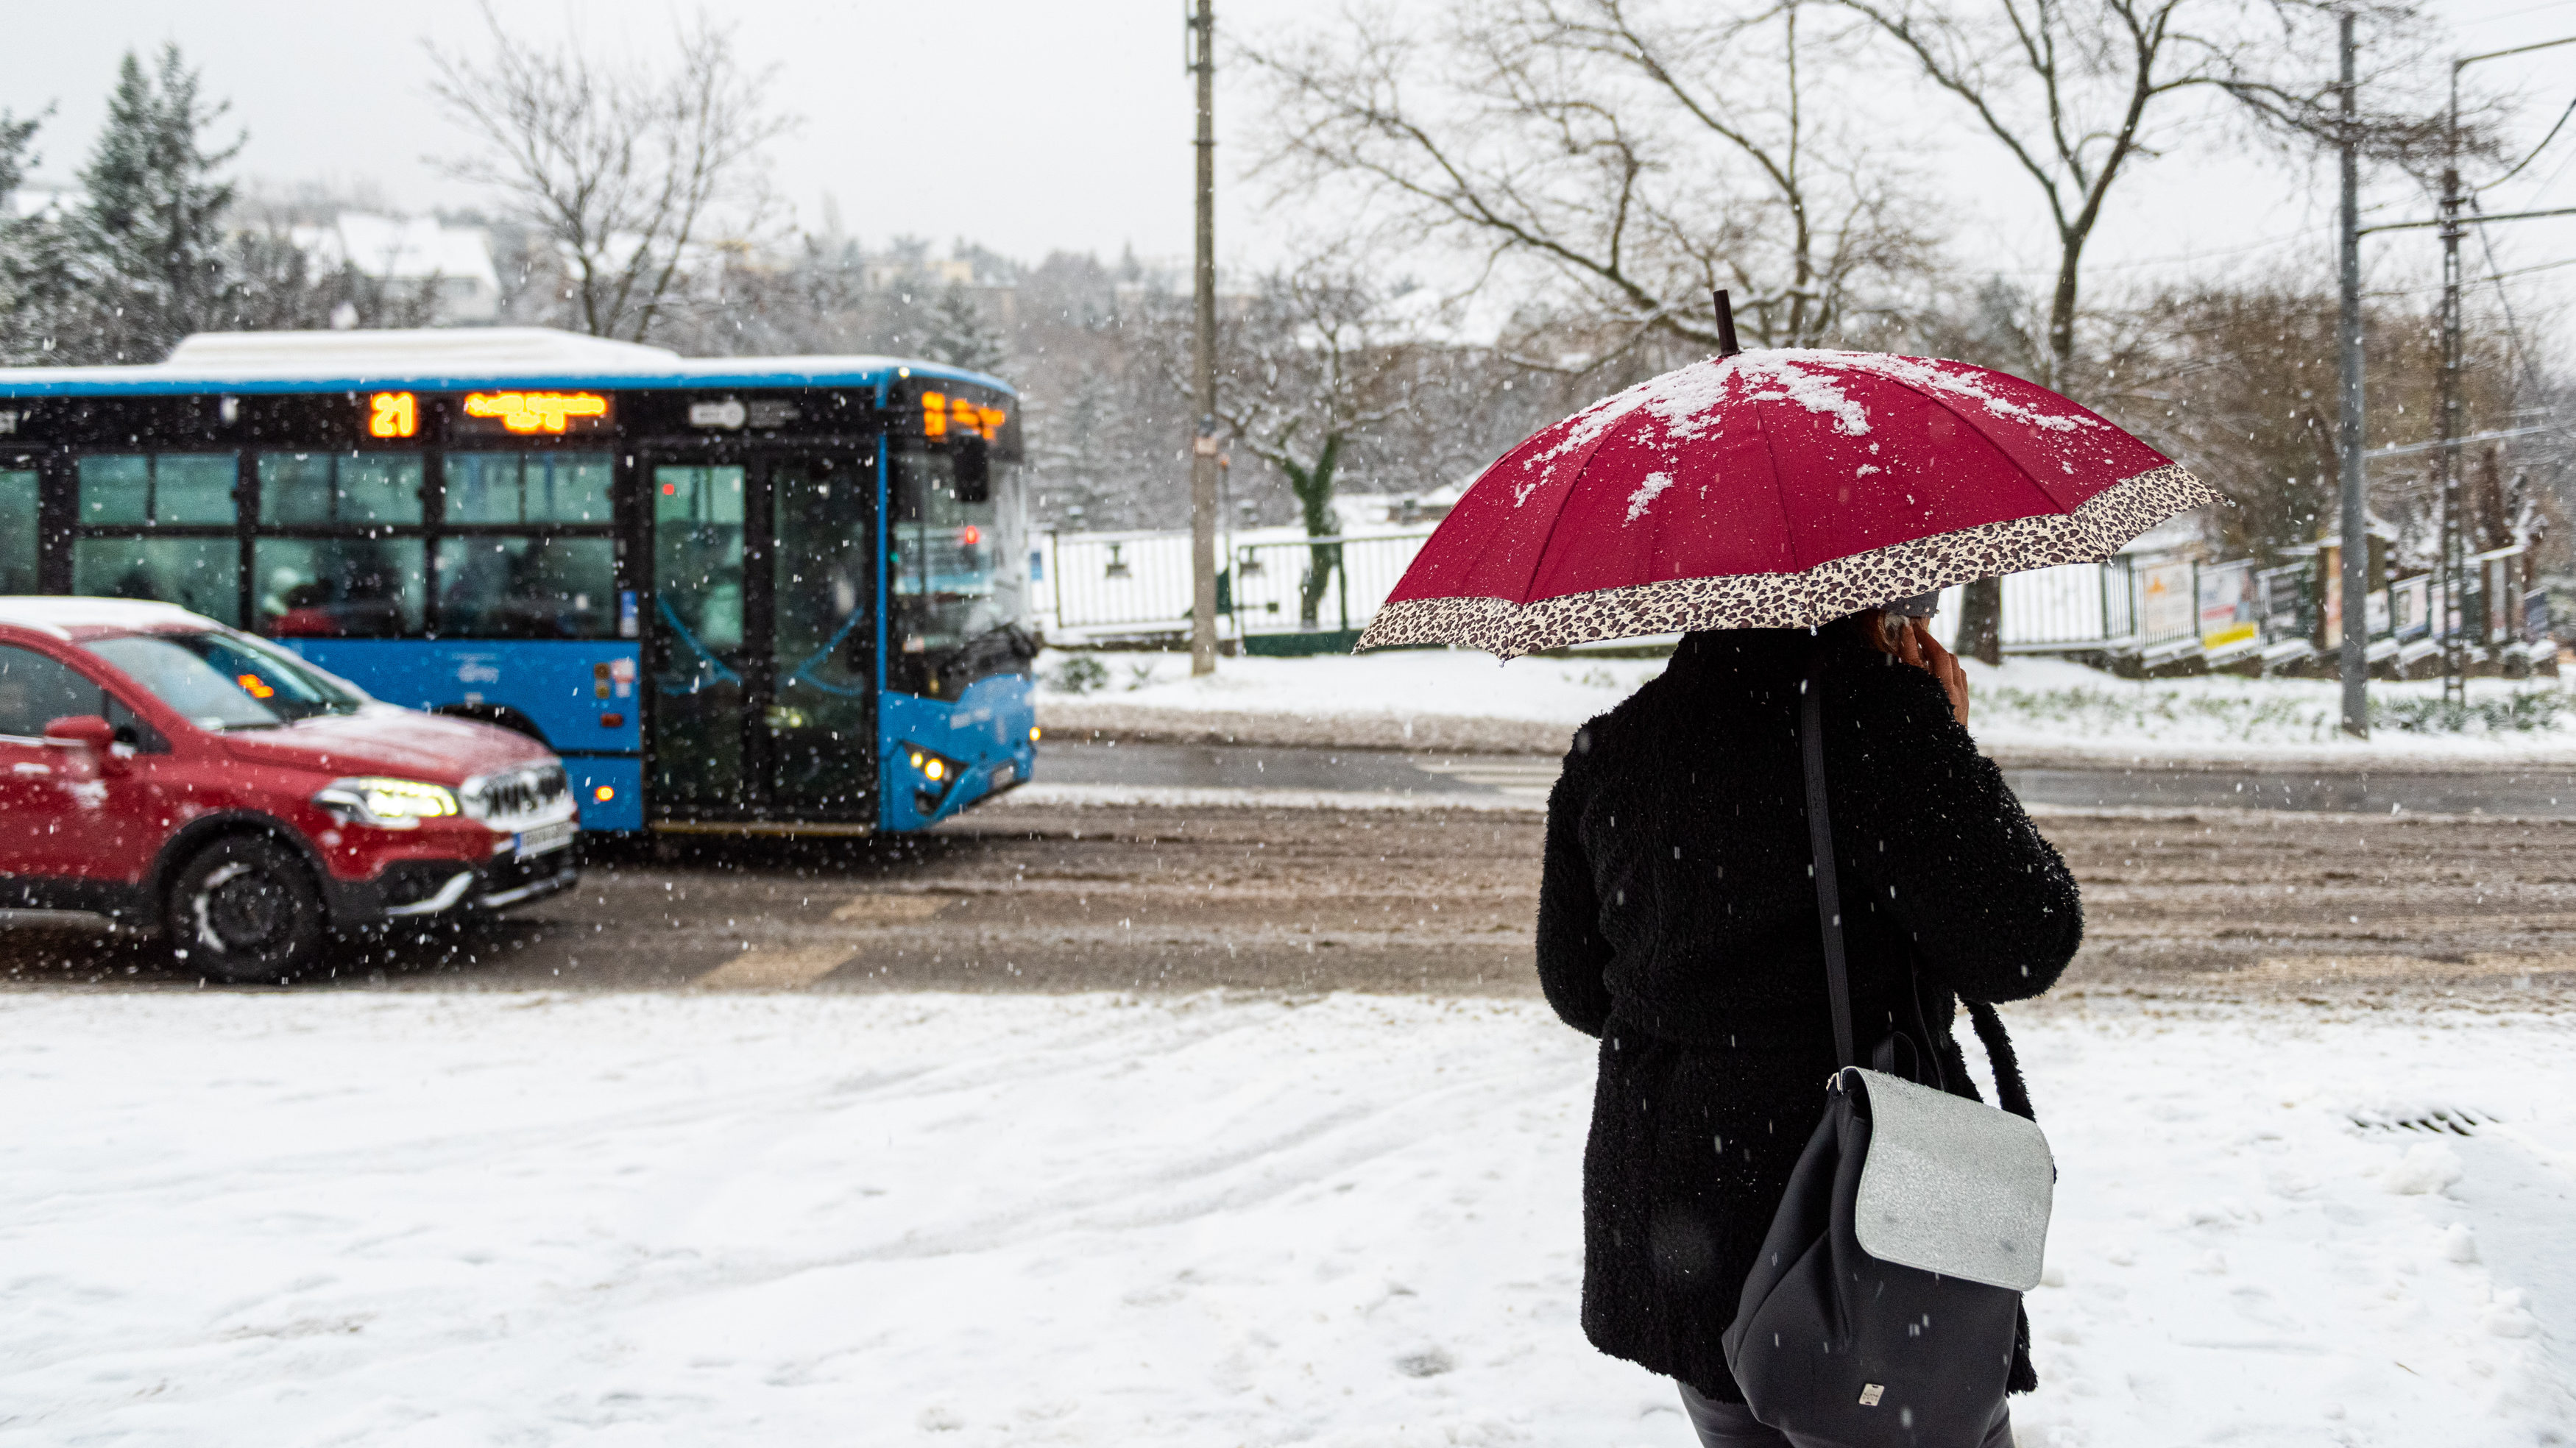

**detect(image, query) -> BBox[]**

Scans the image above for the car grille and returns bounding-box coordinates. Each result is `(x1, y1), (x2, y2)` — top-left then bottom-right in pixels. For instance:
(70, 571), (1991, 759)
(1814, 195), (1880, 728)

(462, 763), (573, 829)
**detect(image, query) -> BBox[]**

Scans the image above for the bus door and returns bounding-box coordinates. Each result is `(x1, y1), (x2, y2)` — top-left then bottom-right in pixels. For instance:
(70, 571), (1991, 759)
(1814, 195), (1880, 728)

(644, 450), (878, 826)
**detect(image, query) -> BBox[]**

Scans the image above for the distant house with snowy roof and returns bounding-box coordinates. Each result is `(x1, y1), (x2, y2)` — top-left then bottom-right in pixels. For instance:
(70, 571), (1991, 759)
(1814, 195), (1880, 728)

(289, 213), (501, 324)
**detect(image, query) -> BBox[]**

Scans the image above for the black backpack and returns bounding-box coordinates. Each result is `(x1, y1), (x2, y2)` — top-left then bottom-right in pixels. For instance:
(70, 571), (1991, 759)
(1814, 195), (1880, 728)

(1721, 651), (2055, 1447)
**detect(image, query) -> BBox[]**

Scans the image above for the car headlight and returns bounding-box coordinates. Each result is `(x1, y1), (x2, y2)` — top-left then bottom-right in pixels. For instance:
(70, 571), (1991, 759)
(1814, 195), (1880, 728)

(316, 776), (461, 829)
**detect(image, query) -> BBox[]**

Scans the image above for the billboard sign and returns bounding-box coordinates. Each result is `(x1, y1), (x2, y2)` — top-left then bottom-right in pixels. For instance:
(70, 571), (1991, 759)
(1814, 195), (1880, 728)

(2198, 561), (2257, 651)
(2140, 560), (2195, 643)
(2391, 575), (2432, 642)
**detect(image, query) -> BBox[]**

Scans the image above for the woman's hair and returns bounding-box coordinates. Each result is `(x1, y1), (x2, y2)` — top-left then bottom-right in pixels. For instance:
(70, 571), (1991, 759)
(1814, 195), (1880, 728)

(1855, 608), (1909, 656)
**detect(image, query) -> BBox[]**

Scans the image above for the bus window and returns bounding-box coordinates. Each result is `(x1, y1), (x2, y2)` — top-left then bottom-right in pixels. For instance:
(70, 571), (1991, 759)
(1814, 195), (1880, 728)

(71, 537), (241, 625)
(446, 452), (614, 525)
(889, 446), (1031, 698)
(0, 470), (34, 594)
(259, 452), (424, 525)
(78, 454), (236, 525)
(255, 539), (427, 639)
(436, 536), (618, 639)
(654, 466), (746, 655)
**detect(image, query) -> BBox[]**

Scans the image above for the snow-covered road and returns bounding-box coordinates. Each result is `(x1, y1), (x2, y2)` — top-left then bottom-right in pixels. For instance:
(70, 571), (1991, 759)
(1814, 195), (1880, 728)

(2, 992), (2567, 1447)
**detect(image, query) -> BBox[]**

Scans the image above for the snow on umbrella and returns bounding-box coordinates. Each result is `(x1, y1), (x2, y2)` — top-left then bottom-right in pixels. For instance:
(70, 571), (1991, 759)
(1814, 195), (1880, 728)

(1357, 346), (2218, 659)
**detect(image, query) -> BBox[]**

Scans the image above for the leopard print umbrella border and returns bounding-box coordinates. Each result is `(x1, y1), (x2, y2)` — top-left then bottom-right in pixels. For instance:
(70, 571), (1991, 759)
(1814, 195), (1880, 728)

(1355, 464), (2218, 659)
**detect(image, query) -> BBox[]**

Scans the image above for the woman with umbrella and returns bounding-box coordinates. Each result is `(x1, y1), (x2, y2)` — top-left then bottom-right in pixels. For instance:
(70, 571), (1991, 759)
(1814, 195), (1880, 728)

(1358, 305), (2213, 1447)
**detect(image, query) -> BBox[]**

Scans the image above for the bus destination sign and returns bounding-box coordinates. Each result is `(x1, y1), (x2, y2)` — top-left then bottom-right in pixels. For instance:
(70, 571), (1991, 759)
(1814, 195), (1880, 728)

(459, 390), (613, 436)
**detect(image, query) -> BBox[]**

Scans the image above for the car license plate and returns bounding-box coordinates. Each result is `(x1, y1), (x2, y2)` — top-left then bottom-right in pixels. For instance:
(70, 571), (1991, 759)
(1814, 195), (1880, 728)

(514, 821), (576, 859)
(989, 762), (1016, 789)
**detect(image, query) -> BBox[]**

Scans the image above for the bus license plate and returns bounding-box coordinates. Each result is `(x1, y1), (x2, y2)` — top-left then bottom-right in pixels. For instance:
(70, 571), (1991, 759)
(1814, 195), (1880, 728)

(989, 763), (1016, 789)
(514, 821), (576, 859)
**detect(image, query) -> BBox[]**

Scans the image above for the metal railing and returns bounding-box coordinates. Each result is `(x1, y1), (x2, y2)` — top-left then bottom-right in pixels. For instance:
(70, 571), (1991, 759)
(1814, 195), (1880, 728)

(1034, 522), (2547, 662)
(1042, 530), (1200, 638)
(1038, 528), (1437, 641)
(1999, 560), (2135, 647)
(1229, 531), (1432, 635)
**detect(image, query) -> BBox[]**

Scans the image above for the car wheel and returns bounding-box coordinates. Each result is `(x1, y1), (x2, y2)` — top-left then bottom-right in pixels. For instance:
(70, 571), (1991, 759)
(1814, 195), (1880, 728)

(166, 835), (329, 984)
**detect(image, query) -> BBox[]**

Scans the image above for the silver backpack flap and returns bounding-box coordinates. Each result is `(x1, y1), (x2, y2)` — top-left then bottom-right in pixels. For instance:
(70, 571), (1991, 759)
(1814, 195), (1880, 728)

(1850, 1068), (2054, 1291)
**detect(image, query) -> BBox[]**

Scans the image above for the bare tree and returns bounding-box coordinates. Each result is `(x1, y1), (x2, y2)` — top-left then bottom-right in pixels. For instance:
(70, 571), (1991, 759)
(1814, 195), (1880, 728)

(426, 8), (794, 343)
(1837, 0), (2428, 383)
(1209, 263), (1418, 625)
(1250, 0), (1937, 372)
(1833, 0), (2444, 659)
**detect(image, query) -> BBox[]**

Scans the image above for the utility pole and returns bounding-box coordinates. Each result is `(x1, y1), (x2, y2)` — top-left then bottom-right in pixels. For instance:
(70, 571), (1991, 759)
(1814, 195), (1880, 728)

(2336, 10), (2369, 739)
(1186, 0), (1220, 676)
(2438, 141), (2465, 706)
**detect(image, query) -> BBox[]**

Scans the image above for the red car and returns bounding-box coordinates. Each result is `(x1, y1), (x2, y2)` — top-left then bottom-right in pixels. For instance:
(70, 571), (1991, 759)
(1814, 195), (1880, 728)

(0, 597), (578, 982)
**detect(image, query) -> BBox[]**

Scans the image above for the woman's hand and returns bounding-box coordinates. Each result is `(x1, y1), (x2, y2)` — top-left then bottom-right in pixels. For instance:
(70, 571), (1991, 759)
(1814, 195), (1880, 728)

(1861, 608), (1970, 728)
(1895, 617), (1970, 728)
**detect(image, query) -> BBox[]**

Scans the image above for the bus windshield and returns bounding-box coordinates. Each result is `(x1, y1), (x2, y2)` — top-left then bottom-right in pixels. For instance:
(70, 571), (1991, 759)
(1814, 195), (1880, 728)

(890, 444), (1031, 697)
(89, 631), (369, 731)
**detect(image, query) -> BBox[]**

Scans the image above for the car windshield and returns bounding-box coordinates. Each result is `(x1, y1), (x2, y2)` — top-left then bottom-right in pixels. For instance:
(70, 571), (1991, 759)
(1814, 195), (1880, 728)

(87, 631), (369, 731)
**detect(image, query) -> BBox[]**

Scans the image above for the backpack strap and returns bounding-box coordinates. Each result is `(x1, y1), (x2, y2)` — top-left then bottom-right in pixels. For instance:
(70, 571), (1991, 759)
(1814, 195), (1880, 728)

(1965, 998), (2037, 1121)
(1798, 647), (1858, 1071)
(1802, 639), (2037, 1122)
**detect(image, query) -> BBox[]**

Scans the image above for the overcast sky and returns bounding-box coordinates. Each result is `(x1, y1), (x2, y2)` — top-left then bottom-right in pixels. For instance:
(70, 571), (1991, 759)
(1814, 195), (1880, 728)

(3, 0), (2573, 368)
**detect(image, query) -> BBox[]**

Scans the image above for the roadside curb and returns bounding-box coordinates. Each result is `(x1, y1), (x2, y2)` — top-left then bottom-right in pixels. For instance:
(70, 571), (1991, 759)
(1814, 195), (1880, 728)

(1037, 703), (1577, 756)
(988, 783), (1546, 813)
(1040, 701), (2576, 776)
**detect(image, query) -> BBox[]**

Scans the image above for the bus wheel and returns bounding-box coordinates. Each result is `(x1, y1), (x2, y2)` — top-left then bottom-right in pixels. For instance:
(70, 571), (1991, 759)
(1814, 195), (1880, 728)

(166, 836), (328, 984)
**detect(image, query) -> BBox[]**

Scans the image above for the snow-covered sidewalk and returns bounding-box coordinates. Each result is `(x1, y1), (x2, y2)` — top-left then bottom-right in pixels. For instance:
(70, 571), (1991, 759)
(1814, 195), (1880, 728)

(3, 992), (2568, 1447)
(1041, 648), (2576, 765)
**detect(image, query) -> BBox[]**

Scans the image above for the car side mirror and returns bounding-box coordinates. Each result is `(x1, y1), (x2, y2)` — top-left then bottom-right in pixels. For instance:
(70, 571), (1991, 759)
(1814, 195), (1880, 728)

(44, 714), (125, 775)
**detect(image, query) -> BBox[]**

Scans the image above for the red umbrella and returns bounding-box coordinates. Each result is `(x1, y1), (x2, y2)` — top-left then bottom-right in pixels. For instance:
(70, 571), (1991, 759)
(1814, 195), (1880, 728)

(1359, 343), (2216, 659)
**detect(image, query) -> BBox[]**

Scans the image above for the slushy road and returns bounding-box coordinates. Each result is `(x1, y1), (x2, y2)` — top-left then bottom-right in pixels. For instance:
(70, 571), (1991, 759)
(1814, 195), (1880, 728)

(6, 787), (2575, 1008)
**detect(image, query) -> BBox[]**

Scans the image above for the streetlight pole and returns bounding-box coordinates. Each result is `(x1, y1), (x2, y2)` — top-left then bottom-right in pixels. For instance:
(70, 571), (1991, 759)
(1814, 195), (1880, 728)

(1186, 0), (1220, 676)
(2436, 33), (2576, 703)
(2336, 11), (2369, 739)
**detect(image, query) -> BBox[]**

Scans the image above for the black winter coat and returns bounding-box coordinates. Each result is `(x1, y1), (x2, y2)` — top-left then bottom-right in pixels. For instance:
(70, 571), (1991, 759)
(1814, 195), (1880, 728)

(1535, 624), (2082, 1402)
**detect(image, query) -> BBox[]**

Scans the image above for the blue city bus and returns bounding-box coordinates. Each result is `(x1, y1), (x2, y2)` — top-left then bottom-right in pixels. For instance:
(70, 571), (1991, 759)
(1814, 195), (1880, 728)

(0, 329), (1038, 835)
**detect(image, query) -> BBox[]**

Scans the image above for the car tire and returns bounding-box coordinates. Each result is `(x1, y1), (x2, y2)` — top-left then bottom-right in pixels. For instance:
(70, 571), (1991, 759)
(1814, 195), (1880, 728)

(165, 835), (329, 984)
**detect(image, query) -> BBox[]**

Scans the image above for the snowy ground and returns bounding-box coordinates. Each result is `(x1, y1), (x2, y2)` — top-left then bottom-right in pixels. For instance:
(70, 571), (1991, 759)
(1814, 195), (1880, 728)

(1041, 647), (2576, 762)
(4, 991), (2569, 1447)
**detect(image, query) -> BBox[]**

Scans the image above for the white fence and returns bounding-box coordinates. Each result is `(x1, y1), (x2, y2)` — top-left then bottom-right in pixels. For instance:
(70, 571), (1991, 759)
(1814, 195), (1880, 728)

(1035, 527), (1437, 643)
(1030, 525), (2540, 661)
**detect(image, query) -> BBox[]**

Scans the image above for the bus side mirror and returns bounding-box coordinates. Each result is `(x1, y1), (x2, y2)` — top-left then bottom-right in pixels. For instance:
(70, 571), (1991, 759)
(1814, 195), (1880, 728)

(44, 714), (126, 776)
(953, 437), (991, 504)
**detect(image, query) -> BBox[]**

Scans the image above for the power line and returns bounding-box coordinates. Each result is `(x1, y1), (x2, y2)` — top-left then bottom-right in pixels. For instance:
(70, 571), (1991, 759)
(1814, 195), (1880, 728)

(2365, 254), (2576, 295)
(2488, 96), (2576, 186)
(2469, 195), (2569, 430)
(2459, 0), (2576, 29)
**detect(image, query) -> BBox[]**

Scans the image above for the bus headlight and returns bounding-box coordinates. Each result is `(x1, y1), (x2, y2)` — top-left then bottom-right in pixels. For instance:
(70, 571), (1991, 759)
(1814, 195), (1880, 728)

(315, 777), (461, 830)
(902, 745), (964, 814)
